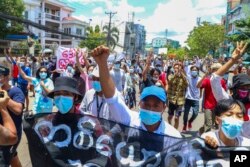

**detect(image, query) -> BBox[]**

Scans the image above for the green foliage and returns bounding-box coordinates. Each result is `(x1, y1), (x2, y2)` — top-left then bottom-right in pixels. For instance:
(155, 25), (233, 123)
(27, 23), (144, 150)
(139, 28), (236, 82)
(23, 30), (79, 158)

(227, 17), (250, 54)
(186, 22), (225, 57)
(102, 25), (119, 51)
(0, 0), (25, 38)
(167, 47), (188, 60)
(79, 25), (106, 50)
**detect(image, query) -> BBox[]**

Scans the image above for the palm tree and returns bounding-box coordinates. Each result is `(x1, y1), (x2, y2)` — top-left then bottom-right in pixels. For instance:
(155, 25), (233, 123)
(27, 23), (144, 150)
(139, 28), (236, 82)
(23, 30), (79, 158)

(102, 25), (119, 50)
(79, 25), (105, 49)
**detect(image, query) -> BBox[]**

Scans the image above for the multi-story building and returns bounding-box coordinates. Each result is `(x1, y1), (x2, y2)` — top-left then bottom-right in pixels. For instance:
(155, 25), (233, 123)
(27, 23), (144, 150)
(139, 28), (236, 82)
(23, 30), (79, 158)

(152, 37), (167, 48)
(23, 0), (88, 48)
(151, 37), (180, 54)
(221, 0), (250, 56)
(118, 22), (146, 59)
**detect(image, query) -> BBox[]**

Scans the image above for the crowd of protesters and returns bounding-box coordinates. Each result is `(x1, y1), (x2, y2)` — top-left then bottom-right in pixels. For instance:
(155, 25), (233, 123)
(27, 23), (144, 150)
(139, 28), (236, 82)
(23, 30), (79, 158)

(0, 41), (250, 166)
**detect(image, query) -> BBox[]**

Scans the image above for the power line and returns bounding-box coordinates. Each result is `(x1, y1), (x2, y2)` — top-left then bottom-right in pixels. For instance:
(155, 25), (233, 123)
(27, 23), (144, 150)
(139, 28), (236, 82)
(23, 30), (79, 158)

(105, 11), (117, 47)
(0, 12), (105, 40)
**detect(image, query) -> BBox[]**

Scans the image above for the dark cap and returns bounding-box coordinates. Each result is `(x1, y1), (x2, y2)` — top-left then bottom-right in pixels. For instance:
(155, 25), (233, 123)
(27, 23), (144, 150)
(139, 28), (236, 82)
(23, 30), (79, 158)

(0, 65), (10, 76)
(47, 77), (83, 103)
(232, 74), (250, 89)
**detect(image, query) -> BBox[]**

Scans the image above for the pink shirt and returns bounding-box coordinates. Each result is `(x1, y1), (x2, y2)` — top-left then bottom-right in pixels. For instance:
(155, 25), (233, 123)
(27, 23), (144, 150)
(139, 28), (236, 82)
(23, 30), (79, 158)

(80, 73), (93, 91)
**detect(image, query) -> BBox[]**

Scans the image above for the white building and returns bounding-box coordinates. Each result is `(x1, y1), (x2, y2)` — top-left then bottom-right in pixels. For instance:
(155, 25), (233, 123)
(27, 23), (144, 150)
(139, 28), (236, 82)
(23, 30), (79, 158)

(23, 0), (88, 48)
(152, 37), (167, 48)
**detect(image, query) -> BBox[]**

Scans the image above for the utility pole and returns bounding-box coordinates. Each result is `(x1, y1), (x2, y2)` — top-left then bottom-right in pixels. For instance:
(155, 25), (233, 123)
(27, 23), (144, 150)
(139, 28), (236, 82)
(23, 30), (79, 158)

(105, 11), (117, 47)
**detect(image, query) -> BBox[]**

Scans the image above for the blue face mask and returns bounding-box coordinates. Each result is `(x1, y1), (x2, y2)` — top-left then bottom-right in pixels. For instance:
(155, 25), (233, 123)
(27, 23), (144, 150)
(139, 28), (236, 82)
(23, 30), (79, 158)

(139, 108), (162, 125)
(221, 117), (243, 139)
(39, 72), (47, 79)
(92, 81), (102, 92)
(223, 74), (228, 80)
(54, 96), (74, 114)
(114, 64), (120, 69)
(191, 71), (198, 77)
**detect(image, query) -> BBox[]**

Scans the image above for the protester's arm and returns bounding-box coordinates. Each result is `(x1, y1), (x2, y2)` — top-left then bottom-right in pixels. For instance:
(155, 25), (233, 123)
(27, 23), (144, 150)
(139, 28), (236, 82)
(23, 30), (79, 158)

(142, 53), (153, 81)
(40, 80), (54, 95)
(215, 41), (248, 76)
(17, 63), (33, 82)
(91, 46), (115, 98)
(196, 73), (208, 88)
(7, 99), (23, 116)
(0, 90), (17, 145)
(211, 41), (248, 101)
(75, 49), (85, 74)
(4, 48), (14, 64)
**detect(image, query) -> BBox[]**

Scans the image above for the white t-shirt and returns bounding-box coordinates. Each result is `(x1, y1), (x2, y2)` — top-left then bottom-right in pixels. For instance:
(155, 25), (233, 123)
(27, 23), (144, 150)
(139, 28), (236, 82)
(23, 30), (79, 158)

(105, 89), (182, 138)
(79, 89), (125, 120)
(201, 130), (250, 146)
(110, 69), (125, 92)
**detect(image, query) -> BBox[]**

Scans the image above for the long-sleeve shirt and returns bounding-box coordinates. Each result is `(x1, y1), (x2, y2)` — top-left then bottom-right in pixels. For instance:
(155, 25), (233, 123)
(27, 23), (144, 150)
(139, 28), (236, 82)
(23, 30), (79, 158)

(168, 74), (188, 105)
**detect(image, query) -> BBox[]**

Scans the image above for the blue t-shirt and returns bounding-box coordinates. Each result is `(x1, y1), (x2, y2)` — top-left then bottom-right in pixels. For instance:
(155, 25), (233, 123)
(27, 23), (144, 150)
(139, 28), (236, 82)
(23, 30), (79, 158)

(18, 66), (31, 85)
(32, 78), (54, 114)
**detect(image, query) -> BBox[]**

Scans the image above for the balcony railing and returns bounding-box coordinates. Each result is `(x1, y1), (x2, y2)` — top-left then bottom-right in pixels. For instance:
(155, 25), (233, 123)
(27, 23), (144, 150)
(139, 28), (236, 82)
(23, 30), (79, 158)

(45, 13), (60, 21)
(45, 33), (60, 39)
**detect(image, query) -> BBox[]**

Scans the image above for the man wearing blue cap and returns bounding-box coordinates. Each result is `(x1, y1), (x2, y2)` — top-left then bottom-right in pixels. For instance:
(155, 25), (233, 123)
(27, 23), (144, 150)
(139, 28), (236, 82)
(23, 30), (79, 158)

(90, 46), (181, 137)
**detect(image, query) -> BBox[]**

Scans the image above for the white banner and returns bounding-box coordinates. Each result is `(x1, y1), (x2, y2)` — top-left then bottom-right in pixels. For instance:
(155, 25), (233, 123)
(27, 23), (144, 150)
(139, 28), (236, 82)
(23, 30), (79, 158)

(56, 46), (86, 70)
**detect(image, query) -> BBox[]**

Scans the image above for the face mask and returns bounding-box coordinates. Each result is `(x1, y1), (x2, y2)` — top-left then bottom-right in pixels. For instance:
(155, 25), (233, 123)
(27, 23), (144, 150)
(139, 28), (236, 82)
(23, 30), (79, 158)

(152, 77), (158, 81)
(92, 81), (102, 92)
(39, 72), (47, 79)
(156, 67), (162, 71)
(129, 69), (134, 73)
(139, 108), (162, 125)
(223, 74), (228, 80)
(221, 117), (243, 139)
(238, 89), (249, 99)
(191, 71), (198, 77)
(114, 64), (120, 69)
(19, 62), (25, 67)
(54, 96), (74, 114)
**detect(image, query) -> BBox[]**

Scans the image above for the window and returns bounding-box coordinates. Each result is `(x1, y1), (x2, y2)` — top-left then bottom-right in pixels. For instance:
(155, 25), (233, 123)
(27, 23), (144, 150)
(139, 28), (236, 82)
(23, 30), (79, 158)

(64, 28), (71, 34)
(76, 28), (82, 35)
(24, 11), (28, 19)
(45, 8), (49, 13)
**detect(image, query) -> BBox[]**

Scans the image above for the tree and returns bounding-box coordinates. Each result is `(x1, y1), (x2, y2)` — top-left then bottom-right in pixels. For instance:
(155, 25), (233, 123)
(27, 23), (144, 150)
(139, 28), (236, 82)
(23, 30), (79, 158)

(186, 22), (225, 57)
(227, 16), (250, 53)
(79, 25), (106, 50)
(102, 25), (119, 50)
(0, 0), (25, 38)
(167, 47), (188, 60)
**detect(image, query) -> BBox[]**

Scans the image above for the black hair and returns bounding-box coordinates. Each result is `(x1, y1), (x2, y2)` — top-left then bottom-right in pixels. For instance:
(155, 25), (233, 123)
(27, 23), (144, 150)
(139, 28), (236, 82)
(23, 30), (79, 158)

(214, 99), (246, 116)
(190, 66), (199, 72)
(150, 68), (161, 77)
(36, 66), (50, 79)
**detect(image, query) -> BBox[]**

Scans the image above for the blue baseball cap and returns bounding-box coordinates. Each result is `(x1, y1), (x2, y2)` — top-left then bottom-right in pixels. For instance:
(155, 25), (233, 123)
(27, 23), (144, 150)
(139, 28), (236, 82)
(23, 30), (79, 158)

(140, 86), (167, 103)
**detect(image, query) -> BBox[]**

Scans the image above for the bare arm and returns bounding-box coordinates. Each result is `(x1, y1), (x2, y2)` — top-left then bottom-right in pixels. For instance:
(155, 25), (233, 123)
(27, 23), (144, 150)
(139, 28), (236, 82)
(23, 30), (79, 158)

(7, 99), (23, 115)
(17, 63), (33, 82)
(91, 46), (115, 98)
(0, 106), (18, 145)
(0, 90), (17, 145)
(142, 52), (153, 81)
(215, 41), (248, 76)
(75, 50), (85, 74)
